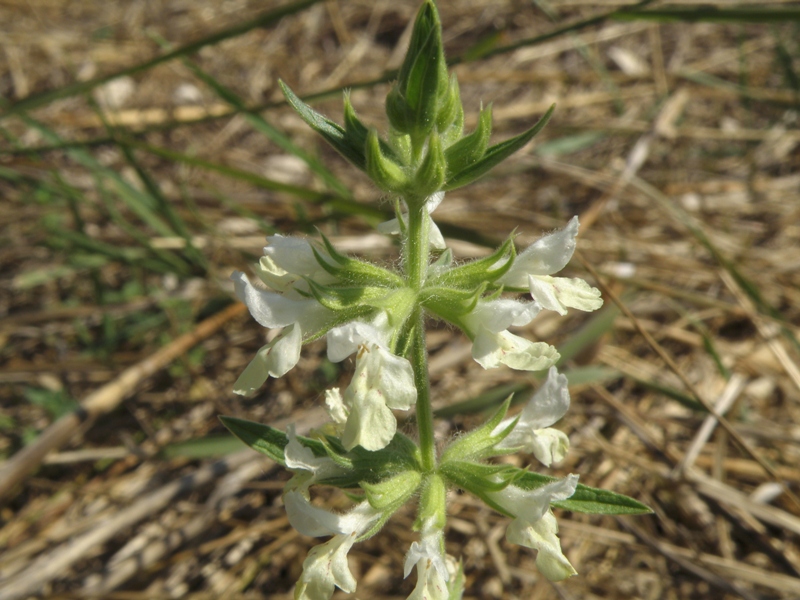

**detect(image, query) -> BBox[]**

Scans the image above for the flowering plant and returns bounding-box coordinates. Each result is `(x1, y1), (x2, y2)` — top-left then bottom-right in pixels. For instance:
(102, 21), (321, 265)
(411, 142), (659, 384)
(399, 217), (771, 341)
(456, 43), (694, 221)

(222, 2), (650, 597)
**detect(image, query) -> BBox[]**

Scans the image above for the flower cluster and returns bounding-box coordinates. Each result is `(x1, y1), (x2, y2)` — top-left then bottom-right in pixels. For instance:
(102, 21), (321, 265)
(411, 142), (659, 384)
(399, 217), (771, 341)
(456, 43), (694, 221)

(223, 2), (649, 598)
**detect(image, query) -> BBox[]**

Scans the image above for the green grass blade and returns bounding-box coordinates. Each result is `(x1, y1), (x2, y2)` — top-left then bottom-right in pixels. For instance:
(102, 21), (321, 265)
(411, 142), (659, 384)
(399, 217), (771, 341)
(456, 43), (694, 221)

(132, 141), (388, 221)
(177, 57), (352, 199)
(0, 0), (323, 119)
(19, 114), (177, 238)
(613, 7), (800, 24)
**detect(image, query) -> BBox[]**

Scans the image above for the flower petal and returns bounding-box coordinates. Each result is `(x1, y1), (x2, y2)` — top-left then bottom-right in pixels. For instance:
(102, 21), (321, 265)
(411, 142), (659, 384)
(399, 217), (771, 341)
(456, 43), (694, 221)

(340, 344), (416, 451)
(324, 388), (348, 425)
(294, 533), (359, 598)
(232, 271), (330, 330)
(507, 510), (577, 581)
(326, 314), (390, 362)
(284, 491), (343, 538)
(528, 275), (602, 316)
(495, 367), (571, 464)
(486, 477), (578, 580)
(472, 329), (559, 372)
(404, 522), (449, 600)
(287, 494), (382, 599)
(499, 216), (579, 287)
(284, 425), (344, 489)
(519, 366), (570, 429)
(469, 299), (541, 333)
(233, 325), (302, 395)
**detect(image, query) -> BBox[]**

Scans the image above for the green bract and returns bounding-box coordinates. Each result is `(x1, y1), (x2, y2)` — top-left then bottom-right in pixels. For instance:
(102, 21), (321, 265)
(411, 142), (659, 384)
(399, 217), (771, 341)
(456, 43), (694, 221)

(224, 2), (650, 598)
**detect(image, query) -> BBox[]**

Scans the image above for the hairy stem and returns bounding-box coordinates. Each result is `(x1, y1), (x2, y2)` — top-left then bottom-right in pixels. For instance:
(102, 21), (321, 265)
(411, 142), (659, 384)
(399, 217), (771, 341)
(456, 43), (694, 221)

(405, 199), (435, 471)
(411, 306), (436, 471)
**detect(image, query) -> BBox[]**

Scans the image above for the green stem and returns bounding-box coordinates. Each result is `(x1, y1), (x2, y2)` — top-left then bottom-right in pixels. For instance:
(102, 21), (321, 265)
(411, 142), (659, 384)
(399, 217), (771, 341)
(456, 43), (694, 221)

(411, 306), (436, 472)
(405, 201), (430, 290)
(404, 198), (435, 471)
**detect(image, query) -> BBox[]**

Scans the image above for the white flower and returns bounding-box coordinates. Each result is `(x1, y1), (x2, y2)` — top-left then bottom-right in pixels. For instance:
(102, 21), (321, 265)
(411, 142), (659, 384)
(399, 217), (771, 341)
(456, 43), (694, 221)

(461, 299), (559, 371)
(377, 191), (446, 249)
(233, 324), (302, 394)
(231, 272), (332, 395)
(255, 234), (336, 293)
(284, 425), (346, 491)
(487, 475), (579, 581)
(498, 217), (602, 315)
(284, 491), (382, 599)
(494, 366), (570, 466)
(325, 315), (417, 451)
(403, 521), (449, 600)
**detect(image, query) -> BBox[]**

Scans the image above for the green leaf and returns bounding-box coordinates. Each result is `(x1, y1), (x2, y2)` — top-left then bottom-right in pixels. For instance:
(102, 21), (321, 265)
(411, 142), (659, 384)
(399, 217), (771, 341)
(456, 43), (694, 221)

(319, 433), (422, 488)
(280, 80), (367, 171)
(220, 416), (324, 465)
(444, 104), (555, 190)
(613, 7), (800, 23)
(315, 233), (404, 287)
(516, 471), (652, 515)
(440, 461), (521, 494)
(220, 417), (422, 490)
(305, 279), (395, 312)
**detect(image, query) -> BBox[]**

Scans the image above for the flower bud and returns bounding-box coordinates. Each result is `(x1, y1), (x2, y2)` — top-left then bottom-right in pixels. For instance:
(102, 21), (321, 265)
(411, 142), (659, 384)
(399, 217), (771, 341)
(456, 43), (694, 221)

(388, 0), (448, 140)
(361, 470), (422, 511)
(444, 103), (492, 177)
(366, 128), (409, 193)
(413, 132), (446, 197)
(436, 74), (464, 145)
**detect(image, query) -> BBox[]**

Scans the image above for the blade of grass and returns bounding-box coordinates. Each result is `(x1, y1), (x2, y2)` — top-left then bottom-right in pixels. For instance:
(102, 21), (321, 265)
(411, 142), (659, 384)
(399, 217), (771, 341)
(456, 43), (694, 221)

(0, 0), (662, 157)
(131, 141), (388, 221)
(90, 100), (208, 272)
(613, 7), (800, 24)
(629, 176), (800, 357)
(0, 0), (324, 119)
(165, 43), (351, 199)
(20, 114), (179, 238)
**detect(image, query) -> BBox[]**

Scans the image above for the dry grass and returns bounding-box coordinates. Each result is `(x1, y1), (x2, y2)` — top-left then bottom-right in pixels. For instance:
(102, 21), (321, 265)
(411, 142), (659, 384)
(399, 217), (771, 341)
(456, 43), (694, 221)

(1, 1), (800, 598)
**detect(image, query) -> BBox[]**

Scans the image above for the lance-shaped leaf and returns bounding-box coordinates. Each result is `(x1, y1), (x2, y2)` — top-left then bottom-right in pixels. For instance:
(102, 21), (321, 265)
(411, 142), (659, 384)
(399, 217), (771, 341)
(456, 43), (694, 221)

(517, 471), (653, 515)
(280, 80), (367, 170)
(361, 470), (422, 511)
(444, 104), (555, 191)
(305, 278), (394, 312)
(220, 416), (326, 466)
